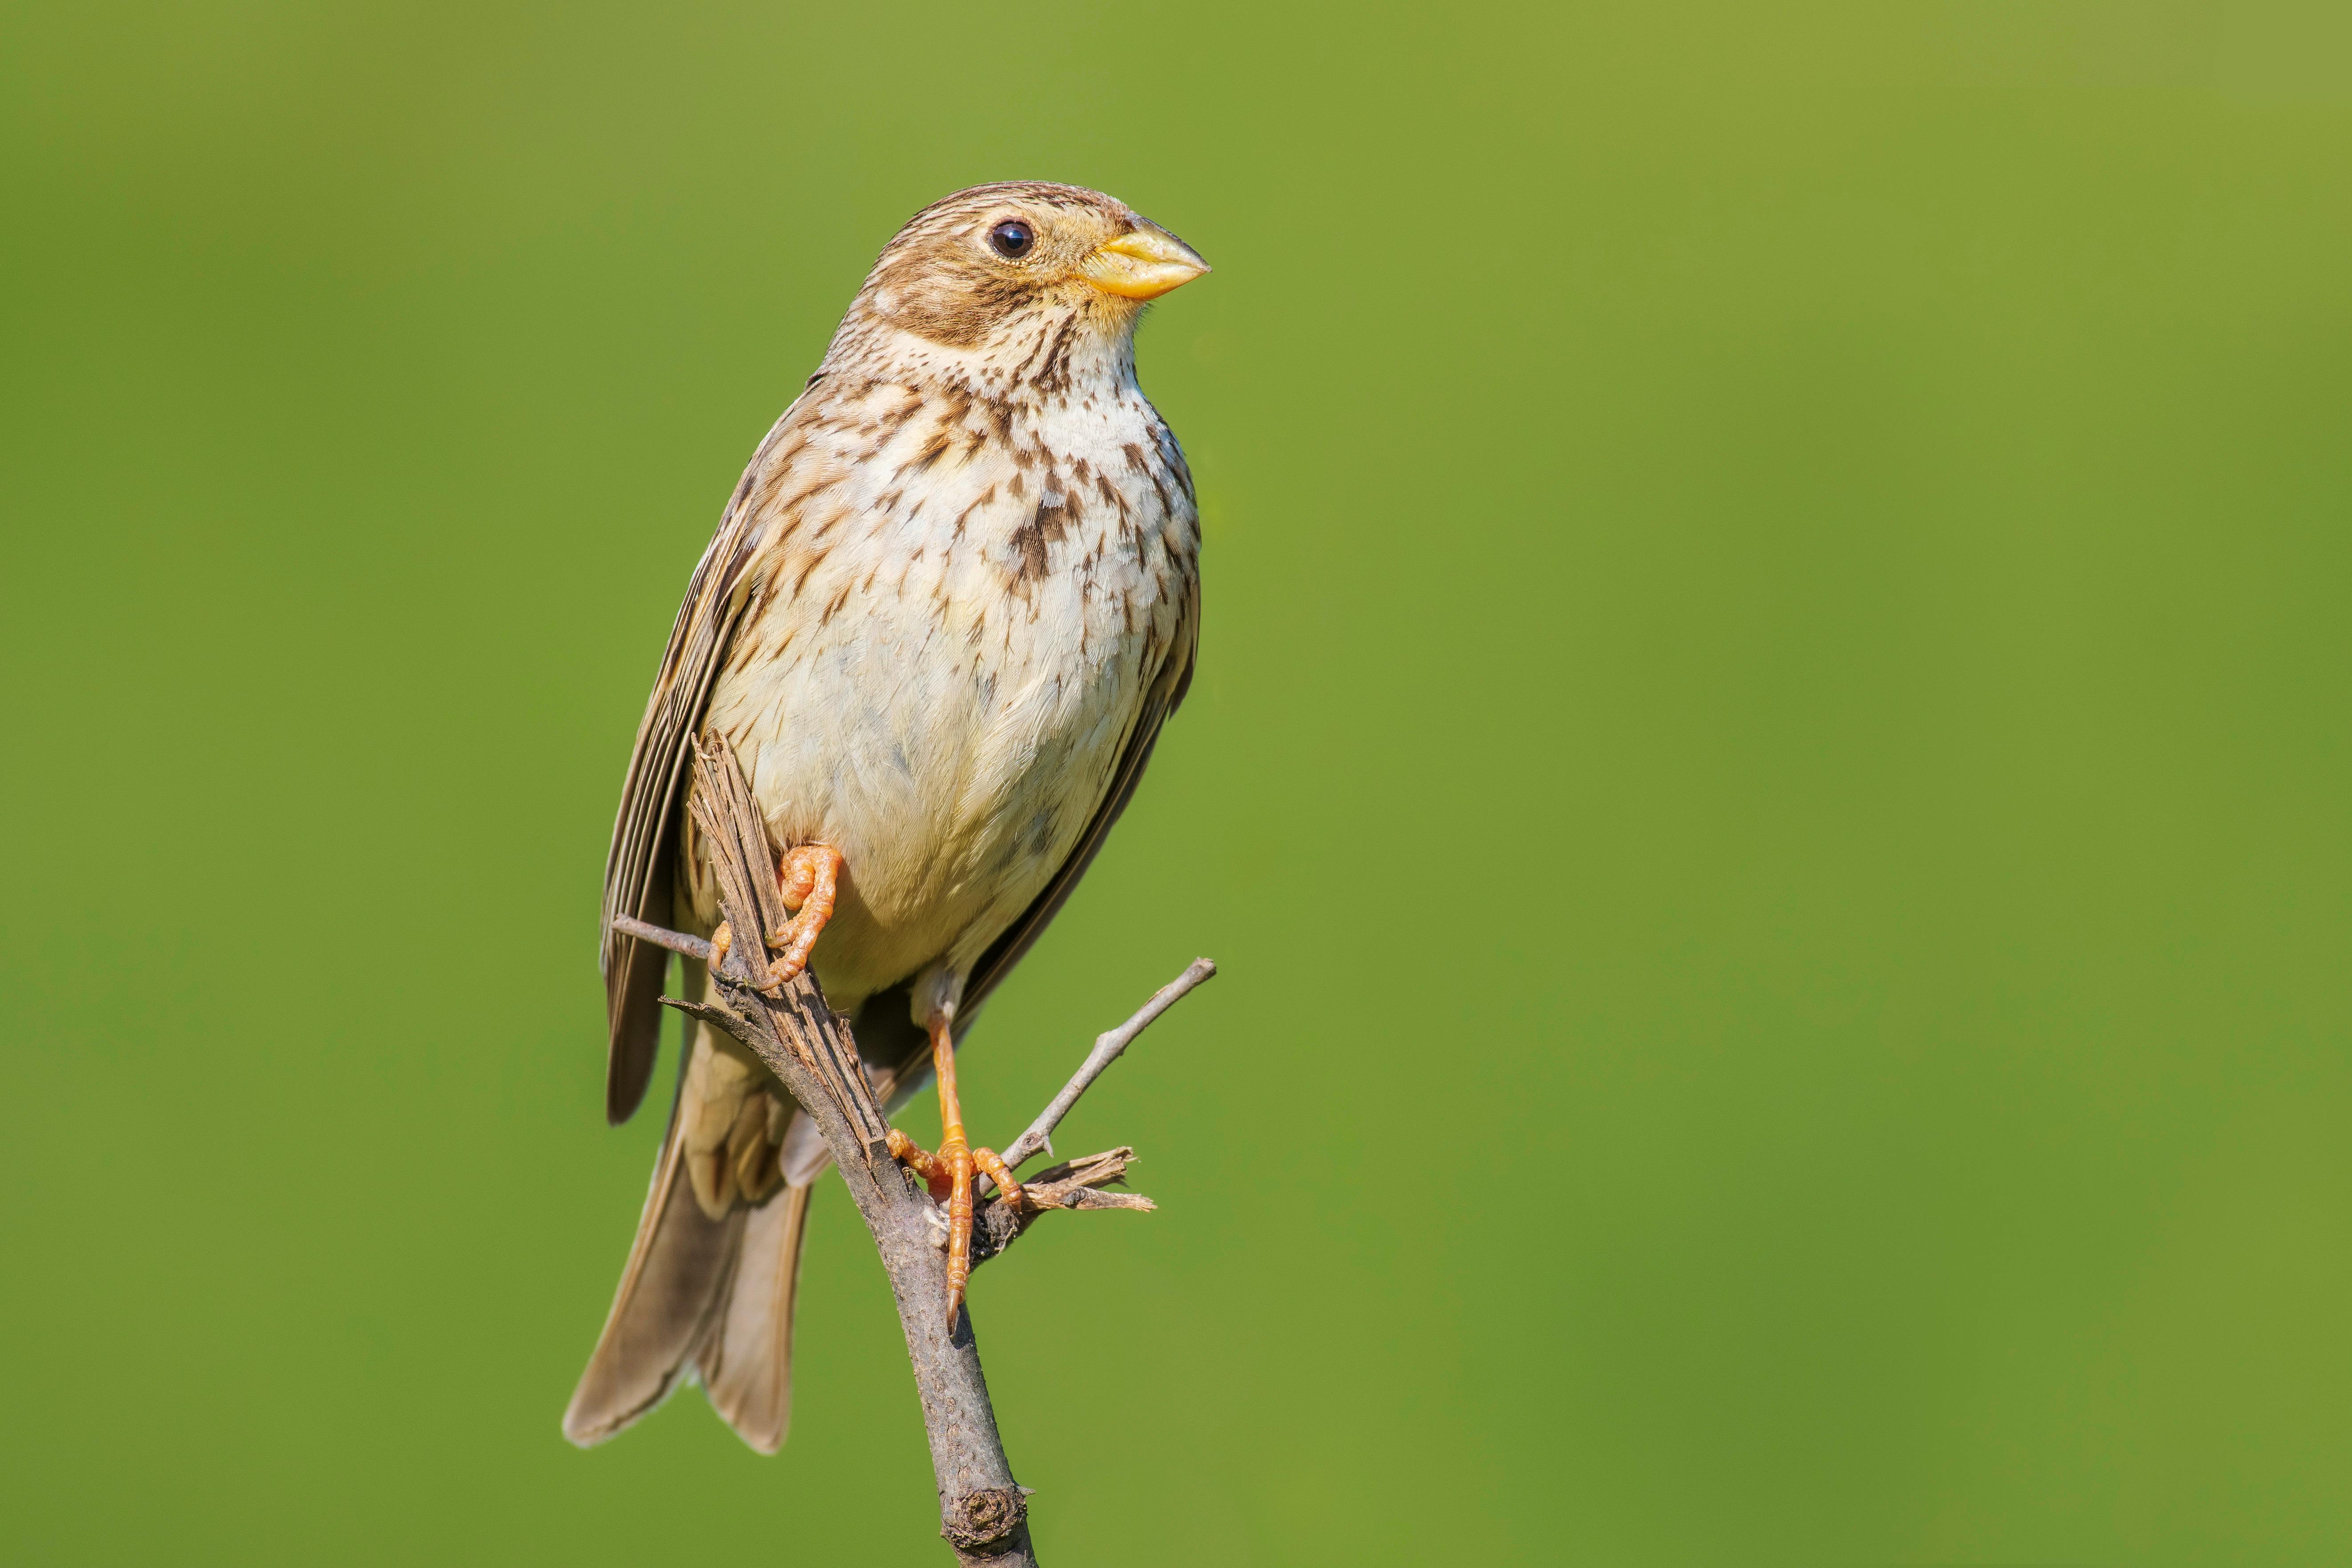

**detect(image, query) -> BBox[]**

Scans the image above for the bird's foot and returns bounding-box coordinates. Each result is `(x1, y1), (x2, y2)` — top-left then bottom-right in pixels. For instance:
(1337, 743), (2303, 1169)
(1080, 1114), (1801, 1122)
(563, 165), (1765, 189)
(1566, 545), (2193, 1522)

(887, 1127), (1025, 1322)
(761, 843), (843, 989)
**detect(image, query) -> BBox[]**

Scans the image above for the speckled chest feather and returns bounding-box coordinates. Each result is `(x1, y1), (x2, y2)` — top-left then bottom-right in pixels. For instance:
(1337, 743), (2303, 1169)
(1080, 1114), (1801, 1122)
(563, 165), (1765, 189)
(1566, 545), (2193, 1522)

(689, 341), (1198, 1016)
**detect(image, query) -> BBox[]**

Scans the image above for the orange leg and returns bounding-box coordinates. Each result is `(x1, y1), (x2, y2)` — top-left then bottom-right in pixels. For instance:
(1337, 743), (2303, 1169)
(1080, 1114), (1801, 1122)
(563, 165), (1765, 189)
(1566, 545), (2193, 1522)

(763, 844), (843, 988)
(887, 1014), (1025, 1323)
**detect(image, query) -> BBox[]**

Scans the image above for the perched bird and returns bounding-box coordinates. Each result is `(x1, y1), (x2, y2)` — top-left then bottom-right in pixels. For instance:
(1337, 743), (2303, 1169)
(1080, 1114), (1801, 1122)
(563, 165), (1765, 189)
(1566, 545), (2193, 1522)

(564, 183), (1208, 1453)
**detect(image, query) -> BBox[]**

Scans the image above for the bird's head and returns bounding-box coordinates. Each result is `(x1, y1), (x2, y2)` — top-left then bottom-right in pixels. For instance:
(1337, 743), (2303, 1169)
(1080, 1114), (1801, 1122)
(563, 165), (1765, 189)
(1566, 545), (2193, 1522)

(834, 182), (1209, 394)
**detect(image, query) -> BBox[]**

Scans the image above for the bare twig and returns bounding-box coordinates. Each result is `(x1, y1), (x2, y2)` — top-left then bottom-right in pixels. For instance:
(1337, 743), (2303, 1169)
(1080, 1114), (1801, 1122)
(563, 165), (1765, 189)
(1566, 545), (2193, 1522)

(999, 958), (1216, 1173)
(1017, 1148), (1155, 1213)
(611, 912), (712, 963)
(645, 732), (1210, 1565)
(965, 1147), (1155, 1271)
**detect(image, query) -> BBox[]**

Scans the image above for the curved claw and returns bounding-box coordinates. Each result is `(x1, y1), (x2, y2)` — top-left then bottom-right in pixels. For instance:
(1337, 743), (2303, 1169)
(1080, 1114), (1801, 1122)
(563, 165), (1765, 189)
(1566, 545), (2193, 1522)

(888, 1008), (1029, 1323)
(885, 1133), (1036, 1322)
(971, 1147), (1024, 1215)
(889, 1127), (954, 1202)
(761, 844), (843, 989)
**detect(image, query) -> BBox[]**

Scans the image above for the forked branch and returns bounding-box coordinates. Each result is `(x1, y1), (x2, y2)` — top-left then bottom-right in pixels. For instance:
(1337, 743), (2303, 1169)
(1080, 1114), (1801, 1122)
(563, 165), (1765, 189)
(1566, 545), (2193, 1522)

(647, 734), (1211, 1564)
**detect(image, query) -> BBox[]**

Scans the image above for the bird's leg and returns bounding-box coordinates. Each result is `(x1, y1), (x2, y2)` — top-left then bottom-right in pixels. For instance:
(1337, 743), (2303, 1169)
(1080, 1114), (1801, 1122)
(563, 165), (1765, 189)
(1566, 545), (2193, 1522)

(762, 843), (843, 988)
(886, 1127), (951, 1198)
(886, 1012), (1025, 1322)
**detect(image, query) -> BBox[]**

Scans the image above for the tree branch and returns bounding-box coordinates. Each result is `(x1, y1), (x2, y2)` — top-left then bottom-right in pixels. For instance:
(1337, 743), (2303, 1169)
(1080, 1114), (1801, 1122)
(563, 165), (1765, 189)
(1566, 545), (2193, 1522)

(653, 733), (1209, 1564)
(1000, 957), (1216, 1173)
(611, 912), (712, 964)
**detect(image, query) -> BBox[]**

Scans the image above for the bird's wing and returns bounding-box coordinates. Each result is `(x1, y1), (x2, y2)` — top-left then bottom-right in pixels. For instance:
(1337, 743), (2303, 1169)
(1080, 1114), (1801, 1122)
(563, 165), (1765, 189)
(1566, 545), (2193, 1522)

(600, 403), (806, 1124)
(960, 580), (1200, 1031)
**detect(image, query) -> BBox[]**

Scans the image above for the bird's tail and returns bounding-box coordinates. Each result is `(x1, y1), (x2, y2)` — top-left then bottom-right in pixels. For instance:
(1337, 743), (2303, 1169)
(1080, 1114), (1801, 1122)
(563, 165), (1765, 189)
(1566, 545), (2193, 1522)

(562, 1102), (812, 1454)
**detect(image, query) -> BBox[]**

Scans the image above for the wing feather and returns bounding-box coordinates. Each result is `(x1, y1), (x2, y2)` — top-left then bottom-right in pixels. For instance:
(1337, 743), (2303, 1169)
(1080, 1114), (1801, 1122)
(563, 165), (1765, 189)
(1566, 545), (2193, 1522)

(599, 402), (807, 1123)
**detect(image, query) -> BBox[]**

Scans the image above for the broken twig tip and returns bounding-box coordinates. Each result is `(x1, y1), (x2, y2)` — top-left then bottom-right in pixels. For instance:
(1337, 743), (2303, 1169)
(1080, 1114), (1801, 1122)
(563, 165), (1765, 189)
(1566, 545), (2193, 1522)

(612, 913), (715, 964)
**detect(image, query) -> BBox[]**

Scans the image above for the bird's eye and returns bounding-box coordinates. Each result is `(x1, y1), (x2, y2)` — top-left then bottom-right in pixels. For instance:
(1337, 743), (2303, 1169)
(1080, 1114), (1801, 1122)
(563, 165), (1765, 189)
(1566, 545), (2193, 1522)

(987, 221), (1034, 259)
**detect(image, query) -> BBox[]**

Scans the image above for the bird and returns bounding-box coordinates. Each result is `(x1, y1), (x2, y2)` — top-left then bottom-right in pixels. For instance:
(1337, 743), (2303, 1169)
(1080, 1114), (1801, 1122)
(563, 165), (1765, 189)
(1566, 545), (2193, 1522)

(563, 182), (1208, 1454)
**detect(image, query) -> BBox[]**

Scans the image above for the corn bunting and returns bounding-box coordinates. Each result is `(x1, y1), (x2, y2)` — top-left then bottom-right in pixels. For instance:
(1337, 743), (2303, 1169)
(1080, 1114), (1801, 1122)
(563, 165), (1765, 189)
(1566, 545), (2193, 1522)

(564, 183), (1207, 1452)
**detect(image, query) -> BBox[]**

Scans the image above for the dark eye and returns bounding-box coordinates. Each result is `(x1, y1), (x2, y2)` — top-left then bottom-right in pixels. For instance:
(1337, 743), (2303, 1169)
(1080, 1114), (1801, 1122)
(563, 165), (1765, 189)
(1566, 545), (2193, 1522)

(987, 220), (1034, 259)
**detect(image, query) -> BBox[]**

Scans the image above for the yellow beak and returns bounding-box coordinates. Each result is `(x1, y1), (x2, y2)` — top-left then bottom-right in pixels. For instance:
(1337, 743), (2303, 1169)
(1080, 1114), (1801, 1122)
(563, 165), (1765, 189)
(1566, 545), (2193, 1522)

(1082, 225), (1211, 300)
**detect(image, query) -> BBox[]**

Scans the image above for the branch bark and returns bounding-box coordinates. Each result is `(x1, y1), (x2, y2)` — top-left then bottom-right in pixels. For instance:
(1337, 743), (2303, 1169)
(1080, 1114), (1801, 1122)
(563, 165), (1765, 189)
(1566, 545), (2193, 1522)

(659, 734), (1211, 1563)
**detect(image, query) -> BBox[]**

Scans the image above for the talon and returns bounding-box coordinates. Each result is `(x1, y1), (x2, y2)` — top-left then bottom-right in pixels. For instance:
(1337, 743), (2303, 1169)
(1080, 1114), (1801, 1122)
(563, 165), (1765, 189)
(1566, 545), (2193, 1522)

(777, 850), (820, 914)
(762, 844), (843, 987)
(972, 1146), (1024, 1215)
(889, 1127), (953, 1201)
(708, 922), (732, 973)
(918, 1003), (1000, 1320)
(941, 1134), (976, 1317)
(889, 995), (1018, 1319)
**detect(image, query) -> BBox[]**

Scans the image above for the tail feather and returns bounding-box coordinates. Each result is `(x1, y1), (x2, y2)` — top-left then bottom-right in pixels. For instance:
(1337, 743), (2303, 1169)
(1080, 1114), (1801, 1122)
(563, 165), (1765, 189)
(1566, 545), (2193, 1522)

(700, 1182), (813, 1453)
(563, 1128), (740, 1446)
(564, 1111), (814, 1452)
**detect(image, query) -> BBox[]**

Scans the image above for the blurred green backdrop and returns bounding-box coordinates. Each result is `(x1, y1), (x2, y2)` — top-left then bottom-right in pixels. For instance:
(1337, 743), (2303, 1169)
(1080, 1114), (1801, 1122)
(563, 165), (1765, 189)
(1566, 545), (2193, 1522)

(4, 1), (2349, 1562)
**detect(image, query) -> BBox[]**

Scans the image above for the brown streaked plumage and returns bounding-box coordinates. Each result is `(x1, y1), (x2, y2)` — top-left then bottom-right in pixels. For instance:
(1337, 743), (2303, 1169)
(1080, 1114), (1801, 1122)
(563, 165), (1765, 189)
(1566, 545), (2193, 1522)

(565, 183), (1207, 1451)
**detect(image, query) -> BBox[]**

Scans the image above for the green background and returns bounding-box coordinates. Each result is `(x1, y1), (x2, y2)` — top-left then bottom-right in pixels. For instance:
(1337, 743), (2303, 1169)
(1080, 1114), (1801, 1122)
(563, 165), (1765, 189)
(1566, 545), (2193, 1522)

(5, 1), (2348, 1562)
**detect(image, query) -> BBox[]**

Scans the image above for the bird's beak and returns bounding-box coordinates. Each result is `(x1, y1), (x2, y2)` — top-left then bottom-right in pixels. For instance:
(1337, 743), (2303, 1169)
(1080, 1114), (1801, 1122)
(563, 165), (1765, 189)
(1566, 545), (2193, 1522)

(1082, 225), (1211, 300)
